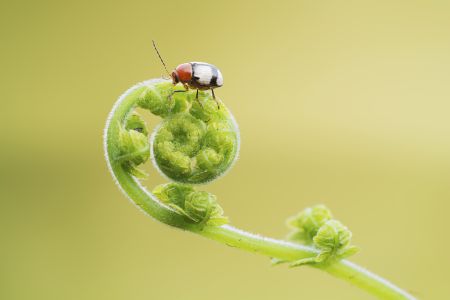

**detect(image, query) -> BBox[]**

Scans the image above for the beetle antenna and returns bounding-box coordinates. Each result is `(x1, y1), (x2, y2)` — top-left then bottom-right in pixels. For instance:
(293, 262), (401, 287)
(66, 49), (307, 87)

(152, 40), (171, 77)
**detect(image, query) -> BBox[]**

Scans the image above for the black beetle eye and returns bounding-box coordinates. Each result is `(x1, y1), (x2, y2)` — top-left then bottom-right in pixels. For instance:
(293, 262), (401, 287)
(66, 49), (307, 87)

(171, 71), (179, 84)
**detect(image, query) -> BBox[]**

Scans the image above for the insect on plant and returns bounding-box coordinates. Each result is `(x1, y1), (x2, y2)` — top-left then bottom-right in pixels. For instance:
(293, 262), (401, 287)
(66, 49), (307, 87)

(105, 46), (416, 299)
(152, 40), (223, 108)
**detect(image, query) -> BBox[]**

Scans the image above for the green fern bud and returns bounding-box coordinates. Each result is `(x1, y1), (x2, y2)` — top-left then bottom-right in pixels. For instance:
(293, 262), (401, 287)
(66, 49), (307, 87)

(152, 183), (228, 226)
(290, 220), (359, 267)
(152, 109), (239, 184)
(184, 191), (228, 226)
(313, 220), (359, 262)
(152, 182), (194, 212)
(286, 205), (333, 244)
(115, 113), (150, 178)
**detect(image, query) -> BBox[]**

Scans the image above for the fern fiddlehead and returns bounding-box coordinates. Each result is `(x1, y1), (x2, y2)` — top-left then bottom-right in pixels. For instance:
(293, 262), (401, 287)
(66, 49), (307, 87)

(104, 78), (416, 299)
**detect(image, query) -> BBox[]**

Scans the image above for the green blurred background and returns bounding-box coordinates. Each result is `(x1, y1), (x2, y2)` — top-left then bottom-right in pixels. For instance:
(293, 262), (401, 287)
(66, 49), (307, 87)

(1, 0), (449, 299)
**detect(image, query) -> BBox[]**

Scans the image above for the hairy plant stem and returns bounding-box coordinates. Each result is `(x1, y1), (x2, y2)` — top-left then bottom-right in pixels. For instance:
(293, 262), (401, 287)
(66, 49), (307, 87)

(104, 80), (416, 300)
(200, 226), (415, 300)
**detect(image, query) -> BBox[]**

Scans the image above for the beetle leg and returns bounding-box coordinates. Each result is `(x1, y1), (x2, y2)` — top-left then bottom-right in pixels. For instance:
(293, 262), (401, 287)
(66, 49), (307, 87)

(168, 84), (189, 102)
(168, 89), (187, 102)
(211, 89), (220, 109)
(168, 83), (189, 101)
(195, 89), (204, 108)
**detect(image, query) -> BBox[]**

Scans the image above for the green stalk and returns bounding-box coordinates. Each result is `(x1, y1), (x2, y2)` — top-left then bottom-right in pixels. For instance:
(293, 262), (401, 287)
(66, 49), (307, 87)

(104, 79), (416, 300)
(200, 225), (415, 300)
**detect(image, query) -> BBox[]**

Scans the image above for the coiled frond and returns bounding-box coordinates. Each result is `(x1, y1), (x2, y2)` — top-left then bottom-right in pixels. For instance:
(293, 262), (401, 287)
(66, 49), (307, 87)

(104, 78), (415, 300)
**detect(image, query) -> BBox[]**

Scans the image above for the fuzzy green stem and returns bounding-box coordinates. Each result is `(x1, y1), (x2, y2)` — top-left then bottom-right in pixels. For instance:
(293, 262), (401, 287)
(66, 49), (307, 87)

(199, 225), (415, 299)
(104, 79), (416, 300)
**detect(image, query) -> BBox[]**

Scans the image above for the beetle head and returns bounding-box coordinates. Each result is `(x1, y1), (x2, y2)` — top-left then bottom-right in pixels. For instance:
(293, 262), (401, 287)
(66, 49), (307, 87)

(171, 71), (179, 84)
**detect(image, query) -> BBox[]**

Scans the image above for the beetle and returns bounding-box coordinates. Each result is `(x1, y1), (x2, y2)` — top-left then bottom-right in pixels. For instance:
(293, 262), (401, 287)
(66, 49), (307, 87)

(152, 40), (223, 108)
